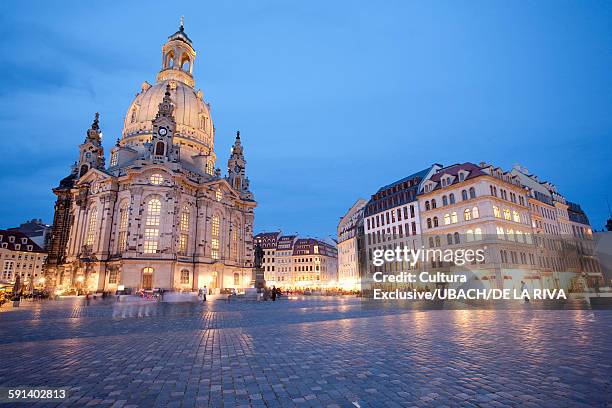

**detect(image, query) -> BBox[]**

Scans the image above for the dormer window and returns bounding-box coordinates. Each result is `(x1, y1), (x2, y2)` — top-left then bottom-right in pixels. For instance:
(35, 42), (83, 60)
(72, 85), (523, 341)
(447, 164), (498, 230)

(9, 236), (14, 243)
(15, 244), (20, 250)
(27, 245), (33, 251)
(21, 238), (28, 244)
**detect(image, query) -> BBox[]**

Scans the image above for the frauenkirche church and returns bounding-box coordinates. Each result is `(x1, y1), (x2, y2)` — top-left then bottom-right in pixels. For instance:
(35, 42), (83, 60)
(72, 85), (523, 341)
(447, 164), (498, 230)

(45, 21), (256, 293)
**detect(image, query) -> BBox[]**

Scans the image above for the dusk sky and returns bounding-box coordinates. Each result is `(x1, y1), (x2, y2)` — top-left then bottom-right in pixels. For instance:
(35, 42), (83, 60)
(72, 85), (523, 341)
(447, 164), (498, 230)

(0, 0), (610, 239)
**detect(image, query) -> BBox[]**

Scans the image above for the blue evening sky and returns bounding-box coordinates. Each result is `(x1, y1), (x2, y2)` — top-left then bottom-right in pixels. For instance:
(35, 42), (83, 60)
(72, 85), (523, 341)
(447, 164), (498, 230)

(0, 0), (610, 240)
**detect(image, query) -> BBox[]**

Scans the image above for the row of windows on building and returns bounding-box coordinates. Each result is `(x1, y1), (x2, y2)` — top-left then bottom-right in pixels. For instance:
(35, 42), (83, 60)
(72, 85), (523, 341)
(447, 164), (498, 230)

(490, 185), (526, 206)
(265, 264), (323, 272)
(367, 222), (418, 245)
(84, 198), (241, 260)
(366, 204), (416, 230)
(0, 253), (44, 261)
(424, 187), (477, 211)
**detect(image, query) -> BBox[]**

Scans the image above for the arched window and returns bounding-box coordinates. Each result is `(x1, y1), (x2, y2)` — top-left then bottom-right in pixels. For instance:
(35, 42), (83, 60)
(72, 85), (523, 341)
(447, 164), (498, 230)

(435, 236), (441, 247)
(231, 223), (240, 260)
(166, 51), (175, 68)
(454, 232), (460, 244)
(493, 206), (501, 218)
(513, 210), (520, 223)
(444, 213), (451, 225)
(155, 141), (165, 156)
(117, 201), (129, 253)
(233, 273), (240, 286)
(451, 212), (458, 223)
(496, 226), (505, 239)
(427, 218), (432, 229)
(447, 233), (453, 245)
(178, 205), (190, 255)
(507, 228), (515, 241)
(474, 228), (482, 241)
(150, 173), (164, 185)
(180, 55), (191, 72)
(472, 206), (480, 219)
(144, 198), (161, 254)
(433, 217), (439, 227)
(211, 215), (220, 260)
(85, 206), (98, 246)
(469, 187), (476, 199)
(130, 108), (137, 123)
(431, 199), (437, 209)
(180, 269), (190, 284)
(466, 229), (474, 242)
(461, 190), (468, 201)
(442, 195), (448, 206)
(503, 209), (511, 220)
(425, 201), (430, 211)
(449, 193), (455, 204)
(464, 208), (472, 221)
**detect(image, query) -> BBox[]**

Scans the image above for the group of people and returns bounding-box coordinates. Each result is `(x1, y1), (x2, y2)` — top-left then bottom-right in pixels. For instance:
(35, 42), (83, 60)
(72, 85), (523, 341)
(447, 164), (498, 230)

(262, 285), (283, 301)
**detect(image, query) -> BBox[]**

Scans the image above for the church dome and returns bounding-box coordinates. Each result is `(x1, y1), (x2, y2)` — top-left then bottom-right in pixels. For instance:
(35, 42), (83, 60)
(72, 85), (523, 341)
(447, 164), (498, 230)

(120, 22), (215, 156)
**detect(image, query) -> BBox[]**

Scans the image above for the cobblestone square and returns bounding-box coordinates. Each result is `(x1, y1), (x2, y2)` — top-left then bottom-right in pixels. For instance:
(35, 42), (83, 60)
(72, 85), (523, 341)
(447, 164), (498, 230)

(0, 297), (610, 407)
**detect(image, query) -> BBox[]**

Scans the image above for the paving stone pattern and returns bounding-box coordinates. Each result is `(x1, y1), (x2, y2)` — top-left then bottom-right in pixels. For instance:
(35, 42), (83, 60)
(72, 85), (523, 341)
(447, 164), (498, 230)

(0, 297), (610, 407)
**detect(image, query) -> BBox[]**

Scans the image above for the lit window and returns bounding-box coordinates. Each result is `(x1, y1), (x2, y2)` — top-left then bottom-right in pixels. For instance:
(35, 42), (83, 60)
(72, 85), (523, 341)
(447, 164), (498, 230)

(506, 228), (515, 241)
(513, 210), (520, 223)
(109, 269), (118, 284)
(150, 174), (164, 185)
(444, 213), (451, 225)
(118, 201), (129, 253)
(474, 228), (482, 241)
(493, 206), (501, 218)
(144, 199), (161, 253)
(503, 209), (511, 221)
(180, 269), (190, 284)
(231, 223), (240, 259)
(206, 162), (214, 176)
(86, 207), (98, 246)
(496, 226), (505, 239)
(215, 188), (222, 202)
(464, 208), (472, 221)
(472, 206), (479, 219)
(211, 215), (220, 260)
(110, 152), (118, 167)
(451, 212), (458, 223)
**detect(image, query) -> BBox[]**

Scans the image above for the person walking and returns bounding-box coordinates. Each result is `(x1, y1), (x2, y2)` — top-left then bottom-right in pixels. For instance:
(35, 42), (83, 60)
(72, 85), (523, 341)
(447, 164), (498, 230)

(520, 281), (529, 303)
(271, 286), (277, 301)
(85, 293), (91, 306)
(202, 286), (207, 302)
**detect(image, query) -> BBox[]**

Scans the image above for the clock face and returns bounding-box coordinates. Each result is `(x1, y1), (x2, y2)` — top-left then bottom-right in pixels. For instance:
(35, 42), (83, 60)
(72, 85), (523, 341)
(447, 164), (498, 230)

(158, 127), (168, 136)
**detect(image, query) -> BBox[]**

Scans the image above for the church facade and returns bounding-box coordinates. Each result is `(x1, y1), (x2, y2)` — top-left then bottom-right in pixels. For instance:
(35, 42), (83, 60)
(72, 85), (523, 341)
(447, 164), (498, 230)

(45, 23), (256, 294)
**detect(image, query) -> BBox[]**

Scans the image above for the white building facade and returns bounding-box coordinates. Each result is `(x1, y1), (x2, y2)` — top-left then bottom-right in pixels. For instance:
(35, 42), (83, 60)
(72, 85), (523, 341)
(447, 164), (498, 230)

(45, 23), (256, 294)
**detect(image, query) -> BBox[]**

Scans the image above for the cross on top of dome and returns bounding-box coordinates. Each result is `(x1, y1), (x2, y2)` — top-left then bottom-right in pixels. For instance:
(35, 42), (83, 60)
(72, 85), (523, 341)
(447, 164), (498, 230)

(168, 16), (192, 45)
